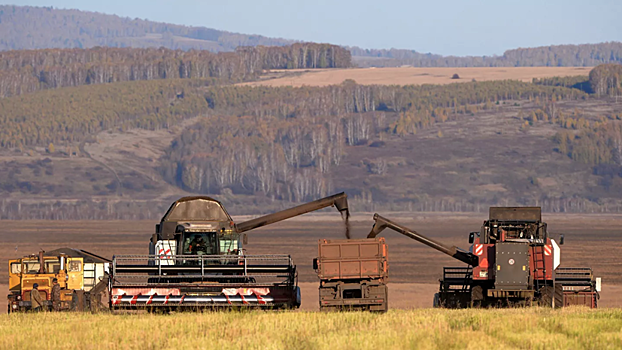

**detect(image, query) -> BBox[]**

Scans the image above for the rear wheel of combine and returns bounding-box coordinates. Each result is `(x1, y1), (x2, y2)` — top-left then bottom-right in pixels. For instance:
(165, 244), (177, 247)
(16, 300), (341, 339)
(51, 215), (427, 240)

(539, 286), (554, 307)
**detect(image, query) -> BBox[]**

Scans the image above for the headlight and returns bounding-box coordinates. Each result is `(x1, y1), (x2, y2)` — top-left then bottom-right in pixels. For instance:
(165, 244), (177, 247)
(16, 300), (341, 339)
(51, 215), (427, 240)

(12, 304), (17, 309)
(16, 295), (21, 301)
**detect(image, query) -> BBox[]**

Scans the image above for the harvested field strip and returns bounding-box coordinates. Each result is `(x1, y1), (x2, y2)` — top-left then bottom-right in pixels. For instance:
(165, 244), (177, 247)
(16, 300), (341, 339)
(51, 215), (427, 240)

(1, 308), (620, 349)
(243, 66), (593, 87)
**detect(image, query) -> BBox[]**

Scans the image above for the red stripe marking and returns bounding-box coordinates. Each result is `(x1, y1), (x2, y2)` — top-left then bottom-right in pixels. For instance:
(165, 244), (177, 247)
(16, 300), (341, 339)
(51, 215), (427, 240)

(147, 294), (155, 305)
(256, 294), (266, 305)
(164, 295), (170, 305)
(180, 295), (186, 304)
(240, 294), (248, 305)
(130, 294), (139, 305)
(225, 294), (232, 305)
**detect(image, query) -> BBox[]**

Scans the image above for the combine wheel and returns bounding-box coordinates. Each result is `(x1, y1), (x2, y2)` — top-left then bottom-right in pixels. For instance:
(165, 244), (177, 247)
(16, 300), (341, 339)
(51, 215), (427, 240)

(471, 286), (484, 307)
(433, 293), (441, 308)
(539, 286), (554, 307)
(554, 284), (564, 308)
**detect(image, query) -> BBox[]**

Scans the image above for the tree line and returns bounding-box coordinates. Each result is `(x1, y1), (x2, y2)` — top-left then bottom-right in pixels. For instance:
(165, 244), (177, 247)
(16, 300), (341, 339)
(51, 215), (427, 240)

(0, 43), (351, 98)
(352, 42), (622, 68)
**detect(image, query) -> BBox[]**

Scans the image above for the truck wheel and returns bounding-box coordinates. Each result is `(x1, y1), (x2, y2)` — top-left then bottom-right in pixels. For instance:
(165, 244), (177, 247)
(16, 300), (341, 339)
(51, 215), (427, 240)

(433, 293), (441, 308)
(374, 285), (388, 313)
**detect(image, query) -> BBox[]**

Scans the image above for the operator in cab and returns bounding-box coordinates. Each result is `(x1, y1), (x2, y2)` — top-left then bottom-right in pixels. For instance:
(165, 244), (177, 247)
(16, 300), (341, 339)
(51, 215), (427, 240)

(189, 235), (207, 255)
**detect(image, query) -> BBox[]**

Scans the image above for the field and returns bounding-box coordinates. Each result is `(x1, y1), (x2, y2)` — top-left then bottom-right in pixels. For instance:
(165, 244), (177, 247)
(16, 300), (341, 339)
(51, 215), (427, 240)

(2, 213), (622, 312)
(1, 213), (621, 350)
(243, 67), (592, 87)
(1, 308), (621, 350)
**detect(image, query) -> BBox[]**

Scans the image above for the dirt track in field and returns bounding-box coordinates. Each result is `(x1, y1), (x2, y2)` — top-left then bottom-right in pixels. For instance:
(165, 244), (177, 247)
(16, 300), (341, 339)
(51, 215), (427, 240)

(241, 67), (592, 87)
(2, 212), (620, 312)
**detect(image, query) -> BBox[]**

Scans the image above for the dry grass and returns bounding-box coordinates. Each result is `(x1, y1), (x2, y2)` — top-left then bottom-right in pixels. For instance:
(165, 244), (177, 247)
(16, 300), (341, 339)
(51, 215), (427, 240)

(0, 308), (620, 349)
(242, 67), (592, 87)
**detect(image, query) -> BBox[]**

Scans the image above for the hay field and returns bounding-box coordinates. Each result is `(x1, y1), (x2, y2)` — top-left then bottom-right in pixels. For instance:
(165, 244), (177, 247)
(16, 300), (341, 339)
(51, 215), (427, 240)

(242, 67), (592, 87)
(1, 308), (620, 350)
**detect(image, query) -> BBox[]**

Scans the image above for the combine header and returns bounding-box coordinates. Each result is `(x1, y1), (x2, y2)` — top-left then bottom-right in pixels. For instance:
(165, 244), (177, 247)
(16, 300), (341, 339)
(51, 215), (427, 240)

(110, 193), (349, 310)
(368, 207), (601, 308)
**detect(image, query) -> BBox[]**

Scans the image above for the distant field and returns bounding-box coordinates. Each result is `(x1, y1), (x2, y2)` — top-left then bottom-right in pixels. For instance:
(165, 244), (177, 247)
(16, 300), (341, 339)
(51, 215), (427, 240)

(243, 67), (592, 87)
(1, 308), (621, 349)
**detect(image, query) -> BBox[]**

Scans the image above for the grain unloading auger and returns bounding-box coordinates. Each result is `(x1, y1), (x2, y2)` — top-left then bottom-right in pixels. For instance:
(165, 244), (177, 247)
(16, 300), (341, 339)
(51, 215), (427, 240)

(110, 193), (349, 310)
(369, 208), (600, 308)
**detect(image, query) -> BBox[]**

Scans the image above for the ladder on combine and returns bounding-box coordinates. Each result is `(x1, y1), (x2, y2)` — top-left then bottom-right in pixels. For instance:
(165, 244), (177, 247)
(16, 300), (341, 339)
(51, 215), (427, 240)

(532, 244), (547, 293)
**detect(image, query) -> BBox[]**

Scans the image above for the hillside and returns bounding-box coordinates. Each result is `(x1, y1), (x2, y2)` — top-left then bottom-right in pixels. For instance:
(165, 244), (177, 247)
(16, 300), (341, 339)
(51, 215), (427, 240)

(2, 67), (622, 218)
(0, 5), (294, 51)
(1, 6), (621, 70)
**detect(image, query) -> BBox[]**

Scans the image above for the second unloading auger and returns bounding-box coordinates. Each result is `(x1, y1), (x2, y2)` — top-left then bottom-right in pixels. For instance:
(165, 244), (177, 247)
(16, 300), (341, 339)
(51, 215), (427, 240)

(110, 193), (349, 310)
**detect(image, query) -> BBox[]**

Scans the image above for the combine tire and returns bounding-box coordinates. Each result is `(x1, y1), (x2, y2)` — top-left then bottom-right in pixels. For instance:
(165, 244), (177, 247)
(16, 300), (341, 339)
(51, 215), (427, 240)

(539, 286), (554, 307)
(433, 293), (441, 308)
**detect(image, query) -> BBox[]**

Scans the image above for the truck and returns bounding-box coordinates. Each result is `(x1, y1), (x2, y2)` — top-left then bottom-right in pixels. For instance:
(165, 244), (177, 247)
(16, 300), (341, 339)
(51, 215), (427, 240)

(313, 238), (388, 312)
(368, 208), (600, 308)
(109, 192), (349, 310)
(7, 248), (109, 313)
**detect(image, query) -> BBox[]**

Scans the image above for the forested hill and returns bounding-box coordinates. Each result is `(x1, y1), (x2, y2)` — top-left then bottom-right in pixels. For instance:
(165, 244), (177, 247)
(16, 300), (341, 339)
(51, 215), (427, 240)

(351, 42), (622, 67)
(2, 5), (621, 70)
(0, 44), (351, 98)
(0, 5), (294, 51)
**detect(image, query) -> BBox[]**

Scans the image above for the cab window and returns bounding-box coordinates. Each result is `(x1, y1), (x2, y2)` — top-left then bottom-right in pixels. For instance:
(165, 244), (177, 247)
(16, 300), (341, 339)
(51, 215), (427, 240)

(182, 233), (218, 255)
(45, 259), (61, 274)
(10, 262), (21, 274)
(24, 261), (41, 273)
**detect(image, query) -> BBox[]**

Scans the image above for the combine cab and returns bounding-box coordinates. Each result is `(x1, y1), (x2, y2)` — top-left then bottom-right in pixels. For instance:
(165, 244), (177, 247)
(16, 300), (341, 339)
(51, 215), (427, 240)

(110, 193), (349, 310)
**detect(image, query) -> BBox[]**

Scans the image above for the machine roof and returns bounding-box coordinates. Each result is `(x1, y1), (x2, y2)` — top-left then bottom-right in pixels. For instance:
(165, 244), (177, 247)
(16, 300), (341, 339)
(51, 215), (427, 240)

(45, 248), (110, 263)
(489, 207), (542, 222)
(161, 196), (232, 222)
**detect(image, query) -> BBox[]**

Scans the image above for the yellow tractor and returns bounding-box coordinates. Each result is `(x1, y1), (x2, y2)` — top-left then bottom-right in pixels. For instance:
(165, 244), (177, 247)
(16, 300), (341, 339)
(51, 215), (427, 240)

(7, 248), (110, 313)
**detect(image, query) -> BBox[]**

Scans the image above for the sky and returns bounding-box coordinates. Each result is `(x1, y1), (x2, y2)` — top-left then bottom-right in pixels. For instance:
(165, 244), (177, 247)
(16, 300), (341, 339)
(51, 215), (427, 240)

(5, 0), (622, 56)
